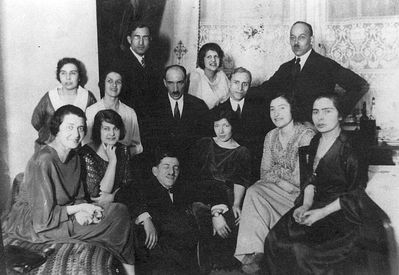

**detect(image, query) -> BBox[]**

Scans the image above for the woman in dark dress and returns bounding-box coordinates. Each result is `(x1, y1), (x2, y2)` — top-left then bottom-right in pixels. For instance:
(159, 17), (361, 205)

(79, 109), (157, 250)
(3, 105), (136, 274)
(189, 109), (251, 271)
(263, 93), (370, 275)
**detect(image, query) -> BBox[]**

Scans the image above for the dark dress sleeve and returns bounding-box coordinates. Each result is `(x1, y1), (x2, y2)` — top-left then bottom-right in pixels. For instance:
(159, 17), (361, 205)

(86, 90), (97, 108)
(338, 144), (369, 224)
(31, 93), (50, 131)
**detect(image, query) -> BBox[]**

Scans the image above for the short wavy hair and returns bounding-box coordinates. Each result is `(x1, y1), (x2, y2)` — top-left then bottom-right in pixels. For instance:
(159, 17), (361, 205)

(269, 92), (300, 122)
(91, 109), (126, 146)
(56, 57), (84, 85)
(197, 43), (224, 69)
(211, 108), (239, 137)
(49, 105), (87, 136)
(99, 68), (124, 98)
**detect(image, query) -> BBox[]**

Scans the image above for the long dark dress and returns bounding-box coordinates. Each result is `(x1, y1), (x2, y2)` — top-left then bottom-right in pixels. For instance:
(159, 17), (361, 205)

(2, 146), (135, 264)
(189, 137), (251, 270)
(263, 132), (386, 275)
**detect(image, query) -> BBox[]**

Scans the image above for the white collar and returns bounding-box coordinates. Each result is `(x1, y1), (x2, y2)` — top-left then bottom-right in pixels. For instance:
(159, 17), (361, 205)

(229, 97), (245, 111)
(130, 47), (145, 64)
(168, 94), (184, 116)
(48, 86), (88, 111)
(295, 48), (312, 69)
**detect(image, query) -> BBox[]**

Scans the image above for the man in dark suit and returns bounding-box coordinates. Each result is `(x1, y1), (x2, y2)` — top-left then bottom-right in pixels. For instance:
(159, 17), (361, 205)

(148, 65), (210, 173)
(135, 148), (200, 274)
(117, 22), (162, 122)
(257, 21), (369, 123)
(217, 67), (274, 181)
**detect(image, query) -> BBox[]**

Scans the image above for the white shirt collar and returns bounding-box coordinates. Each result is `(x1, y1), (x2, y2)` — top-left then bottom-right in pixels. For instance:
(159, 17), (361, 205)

(229, 97), (245, 112)
(130, 47), (145, 64)
(295, 48), (312, 70)
(168, 94), (184, 117)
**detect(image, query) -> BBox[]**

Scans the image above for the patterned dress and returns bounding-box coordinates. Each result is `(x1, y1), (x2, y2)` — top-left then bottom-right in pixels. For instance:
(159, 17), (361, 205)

(79, 144), (146, 218)
(235, 123), (315, 262)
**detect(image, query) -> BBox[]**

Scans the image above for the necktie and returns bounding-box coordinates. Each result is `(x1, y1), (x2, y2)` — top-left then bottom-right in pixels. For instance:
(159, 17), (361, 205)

(292, 58), (301, 80)
(174, 101), (180, 120)
(236, 104), (241, 118)
(141, 56), (145, 67)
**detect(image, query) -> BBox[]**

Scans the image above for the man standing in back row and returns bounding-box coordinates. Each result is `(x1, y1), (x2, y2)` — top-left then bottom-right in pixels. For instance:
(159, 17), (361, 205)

(117, 22), (162, 123)
(257, 21), (369, 123)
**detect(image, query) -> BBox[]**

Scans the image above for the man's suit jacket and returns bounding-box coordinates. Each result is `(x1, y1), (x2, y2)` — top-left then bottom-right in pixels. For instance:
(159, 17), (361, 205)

(148, 92), (210, 161)
(116, 49), (162, 121)
(216, 95), (274, 181)
(257, 49), (369, 122)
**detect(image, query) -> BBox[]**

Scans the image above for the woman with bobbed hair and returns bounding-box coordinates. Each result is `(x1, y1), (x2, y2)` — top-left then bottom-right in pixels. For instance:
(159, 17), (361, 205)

(83, 68), (143, 156)
(31, 57), (97, 151)
(188, 43), (230, 109)
(3, 105), (136, 275)
(262, 93), (375, 274)
(79, 109), (156, 252)
(189, 108), (251, 271)
(235, 93), (315, 273)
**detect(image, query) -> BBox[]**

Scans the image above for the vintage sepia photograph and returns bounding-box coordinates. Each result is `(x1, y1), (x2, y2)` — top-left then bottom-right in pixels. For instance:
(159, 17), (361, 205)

(0, 0), (398, 274)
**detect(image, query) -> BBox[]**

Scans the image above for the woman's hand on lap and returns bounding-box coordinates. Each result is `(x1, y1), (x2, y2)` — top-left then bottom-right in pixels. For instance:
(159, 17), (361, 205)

(293, 205), (310, 224)
(75, 211), (93, 226)
(301, 208), (327, 226)
(212, 215), (231, 239)
(78, 203), (103, 216)
(232, 205), (241, 225)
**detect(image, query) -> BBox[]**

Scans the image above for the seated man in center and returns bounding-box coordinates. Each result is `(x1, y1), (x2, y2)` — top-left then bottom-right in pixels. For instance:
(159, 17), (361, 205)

(135, 148), (200, 275)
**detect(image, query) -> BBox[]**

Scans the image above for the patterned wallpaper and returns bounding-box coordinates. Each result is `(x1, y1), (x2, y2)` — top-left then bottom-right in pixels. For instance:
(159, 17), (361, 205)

(193, 0), (399, 139)
(323, 20), (399, 136)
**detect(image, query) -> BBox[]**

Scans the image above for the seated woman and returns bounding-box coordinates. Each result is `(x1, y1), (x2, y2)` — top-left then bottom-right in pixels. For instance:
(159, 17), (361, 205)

(83, 69), (143, 156)
(263, 93), (371, 274)
(189, 43), (230, 109)
(3, 105), (135, 275)
(79, 109), (156, 251)
(31, 57), (96, 151)
(235, 93), (315, 272)
(189, 109), (251, 270)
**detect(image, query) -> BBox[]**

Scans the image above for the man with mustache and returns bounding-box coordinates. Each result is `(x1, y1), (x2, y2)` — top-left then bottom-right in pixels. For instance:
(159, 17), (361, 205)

(256, 21), (368, 123)
(149, 65), (209, 173)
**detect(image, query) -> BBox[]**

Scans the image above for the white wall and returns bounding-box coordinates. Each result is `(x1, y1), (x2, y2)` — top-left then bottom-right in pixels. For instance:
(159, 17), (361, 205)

(1, 0), (100, 181)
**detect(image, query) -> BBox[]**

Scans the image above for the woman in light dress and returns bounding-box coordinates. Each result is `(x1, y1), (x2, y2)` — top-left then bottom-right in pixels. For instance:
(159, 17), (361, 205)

(235, 93), (315, 273)
(188, 43), (229, 109)
(31, 57), (96, 151)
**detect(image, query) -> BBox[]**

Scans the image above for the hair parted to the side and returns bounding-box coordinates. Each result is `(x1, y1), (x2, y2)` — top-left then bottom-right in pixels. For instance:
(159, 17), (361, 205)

(56, 57), (85, 85)
(269, 92), (300, 122)
(49, 105), (87, 136)
(91, 109), (126, 146)
(211, 108), (239, 137)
